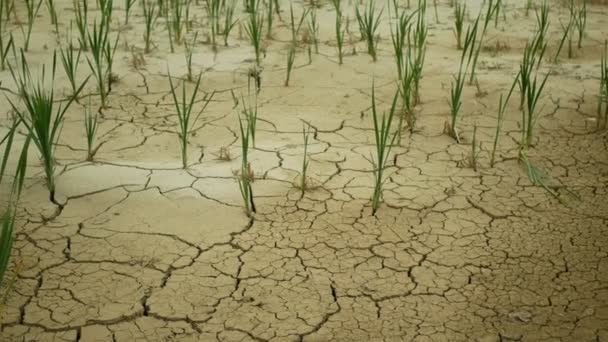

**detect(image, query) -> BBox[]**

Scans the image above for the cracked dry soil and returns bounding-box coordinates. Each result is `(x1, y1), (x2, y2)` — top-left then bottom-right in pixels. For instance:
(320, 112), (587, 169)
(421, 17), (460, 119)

(1, 0), (608, 341)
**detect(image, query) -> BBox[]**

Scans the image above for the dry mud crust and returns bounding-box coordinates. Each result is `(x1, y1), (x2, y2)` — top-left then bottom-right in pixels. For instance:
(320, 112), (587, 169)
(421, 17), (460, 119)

(1, 0), (608, 341)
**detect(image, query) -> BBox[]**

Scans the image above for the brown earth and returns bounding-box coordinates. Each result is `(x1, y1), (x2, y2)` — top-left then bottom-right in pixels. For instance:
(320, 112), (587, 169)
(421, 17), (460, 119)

(1, 0), (608, 341)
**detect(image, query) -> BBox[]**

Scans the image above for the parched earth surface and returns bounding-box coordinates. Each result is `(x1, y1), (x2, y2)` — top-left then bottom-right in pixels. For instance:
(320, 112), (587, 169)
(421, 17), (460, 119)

(1, 0), (608, 341)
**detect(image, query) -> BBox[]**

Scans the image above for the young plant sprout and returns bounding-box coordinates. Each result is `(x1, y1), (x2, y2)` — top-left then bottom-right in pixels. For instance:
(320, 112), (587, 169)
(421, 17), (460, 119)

(124, 0), (137, 24)
(45, 0), (59, 33)
(411, 0), (428, 104)
(525, 0), (533, 17)
(331, 0), (345, 64)
(206, 0), (220, 50)
(518, 30), (547, 111)
(168, 71), (214, 168)
(74, 0), (89, 51)
(84, 101), (100, 161)
(355, 0), (383, 62)
(0, 119), (31, 289)
(184, 31), (198, 82)
(447, 19), (478, 142)
(308, 9), (319, 54)
(169, 0), (185, 44)
(241, 91), (258, 148)
(573, 0), (586, 49)
(60, 43), (88, 98)
(370, 83), (399, 216)
(142, 0), (158, 53)
(468, 124), (479, 171)
(521, 70), (549, 149)
(468, 0), (498, 85)
(390, 6), (415, 79)
(453, 2), (465, 50)
(398, 50), (416, 138)
(490, 73), (519, 167)
(22, 0), (43, 52)
(285, 5), (309, 86)
(554, 13), (574, 62)
(7, 51), (86, 204)
(237, 114), (256, 216)
(222, 0), (237, 46)
(86, 15), (115, 108)
(0, 15), (14, 71)
(599, 41), (608, 129)
(299, 123), (312, 196)
(244, 0), (264, 66)
(266, 0), (274, 38)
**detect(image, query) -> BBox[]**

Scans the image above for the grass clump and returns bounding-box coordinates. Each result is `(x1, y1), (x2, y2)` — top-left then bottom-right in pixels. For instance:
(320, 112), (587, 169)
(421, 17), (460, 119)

(22, 0), (43, 52)
(244, 0), (264, 66)
(206, 0), (221, 51)
(355, 0), (383, 62)
(490, 74), (518, 167)
(142, 0), (158, 53)
(59, 43), (88, 99)
(222, 0), (238, 46)
(237, 114), (256, 216)
(86, 9), (119, 109)
(390, 4), (415, 79)
(411, 0), (428, 104)
(299, 123), (312, 196)
(370, 83), (399, 216)
(168, 71), (214, 169)
(285, 5), (309, 86)
(453, 1), (465, 50)
(598, 41), (608, 129)
(84, 101), (100, 161)
(447, 19), (479, 142)
(124, 0), (137, 24)
(0, 119), (31, 297)
(7, 51), (85, 204)
(331, 0), (345, 65)
(0, 0), (14, 71)
(73, 0), (89, 51)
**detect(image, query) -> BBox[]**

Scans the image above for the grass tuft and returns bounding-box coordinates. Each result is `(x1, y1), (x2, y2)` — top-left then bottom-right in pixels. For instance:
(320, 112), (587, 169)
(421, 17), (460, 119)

(168, 71), (214, 168)
(370, 82), (399, 216)
(355, 0), (383, 62)
(7, 51), (85, 204)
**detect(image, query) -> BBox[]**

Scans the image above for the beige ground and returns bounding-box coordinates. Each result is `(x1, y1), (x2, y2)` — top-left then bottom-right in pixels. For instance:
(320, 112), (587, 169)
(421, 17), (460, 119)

(1, 0), (608, 341)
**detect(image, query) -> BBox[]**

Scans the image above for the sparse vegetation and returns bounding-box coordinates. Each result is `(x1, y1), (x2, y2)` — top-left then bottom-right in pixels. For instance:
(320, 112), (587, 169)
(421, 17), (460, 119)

(244, 0), (264, 66)
(7, 51), (85, 204)
(168, 71), (214, 168)
(370, 83), (399, 216)
(355, 0), (383, 62)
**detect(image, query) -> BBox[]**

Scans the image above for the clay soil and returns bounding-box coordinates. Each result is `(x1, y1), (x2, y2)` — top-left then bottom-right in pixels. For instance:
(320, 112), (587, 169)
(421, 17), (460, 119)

(1, 0), (608, 341)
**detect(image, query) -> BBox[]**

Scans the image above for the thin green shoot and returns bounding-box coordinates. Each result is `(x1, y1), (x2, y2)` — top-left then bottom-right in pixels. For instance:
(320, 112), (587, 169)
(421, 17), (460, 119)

(206, 0), (220, 50)
(84, 101), (99, 161)
(241, 91), (258, 148)
(0, 119), (31, 290)
(22, 0), (43, 52)
(142, 0), (158, 53)
(184, 31), (198, 82)
(598, 40), (608, 129)
(73, 0), (89, 51)
(308, 9), (319, 54)
(45, 0), (59, 33)
(244, 0), (264, 66)
(222, 0), (237, 46)
(454, 2), (465, 50)
(390, 6), (415, 79)
(331, 0), (345, 64)
(490, 73), (519, 167)
(355, 0), (383, 62)
(168, 71), (214, 168)
(299, 123), (311, 196)
(125, 0), (137, 24)
(573, 0), (586, 49)
(7, 51), (86, 204)
(237, 114), (256, 216)
(60, 42), (87, 99)
(370, 82), (399, 216)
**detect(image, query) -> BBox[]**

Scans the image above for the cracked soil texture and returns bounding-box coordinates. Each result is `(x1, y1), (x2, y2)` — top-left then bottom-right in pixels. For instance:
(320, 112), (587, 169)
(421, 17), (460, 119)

(1, 0), (608, 341)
